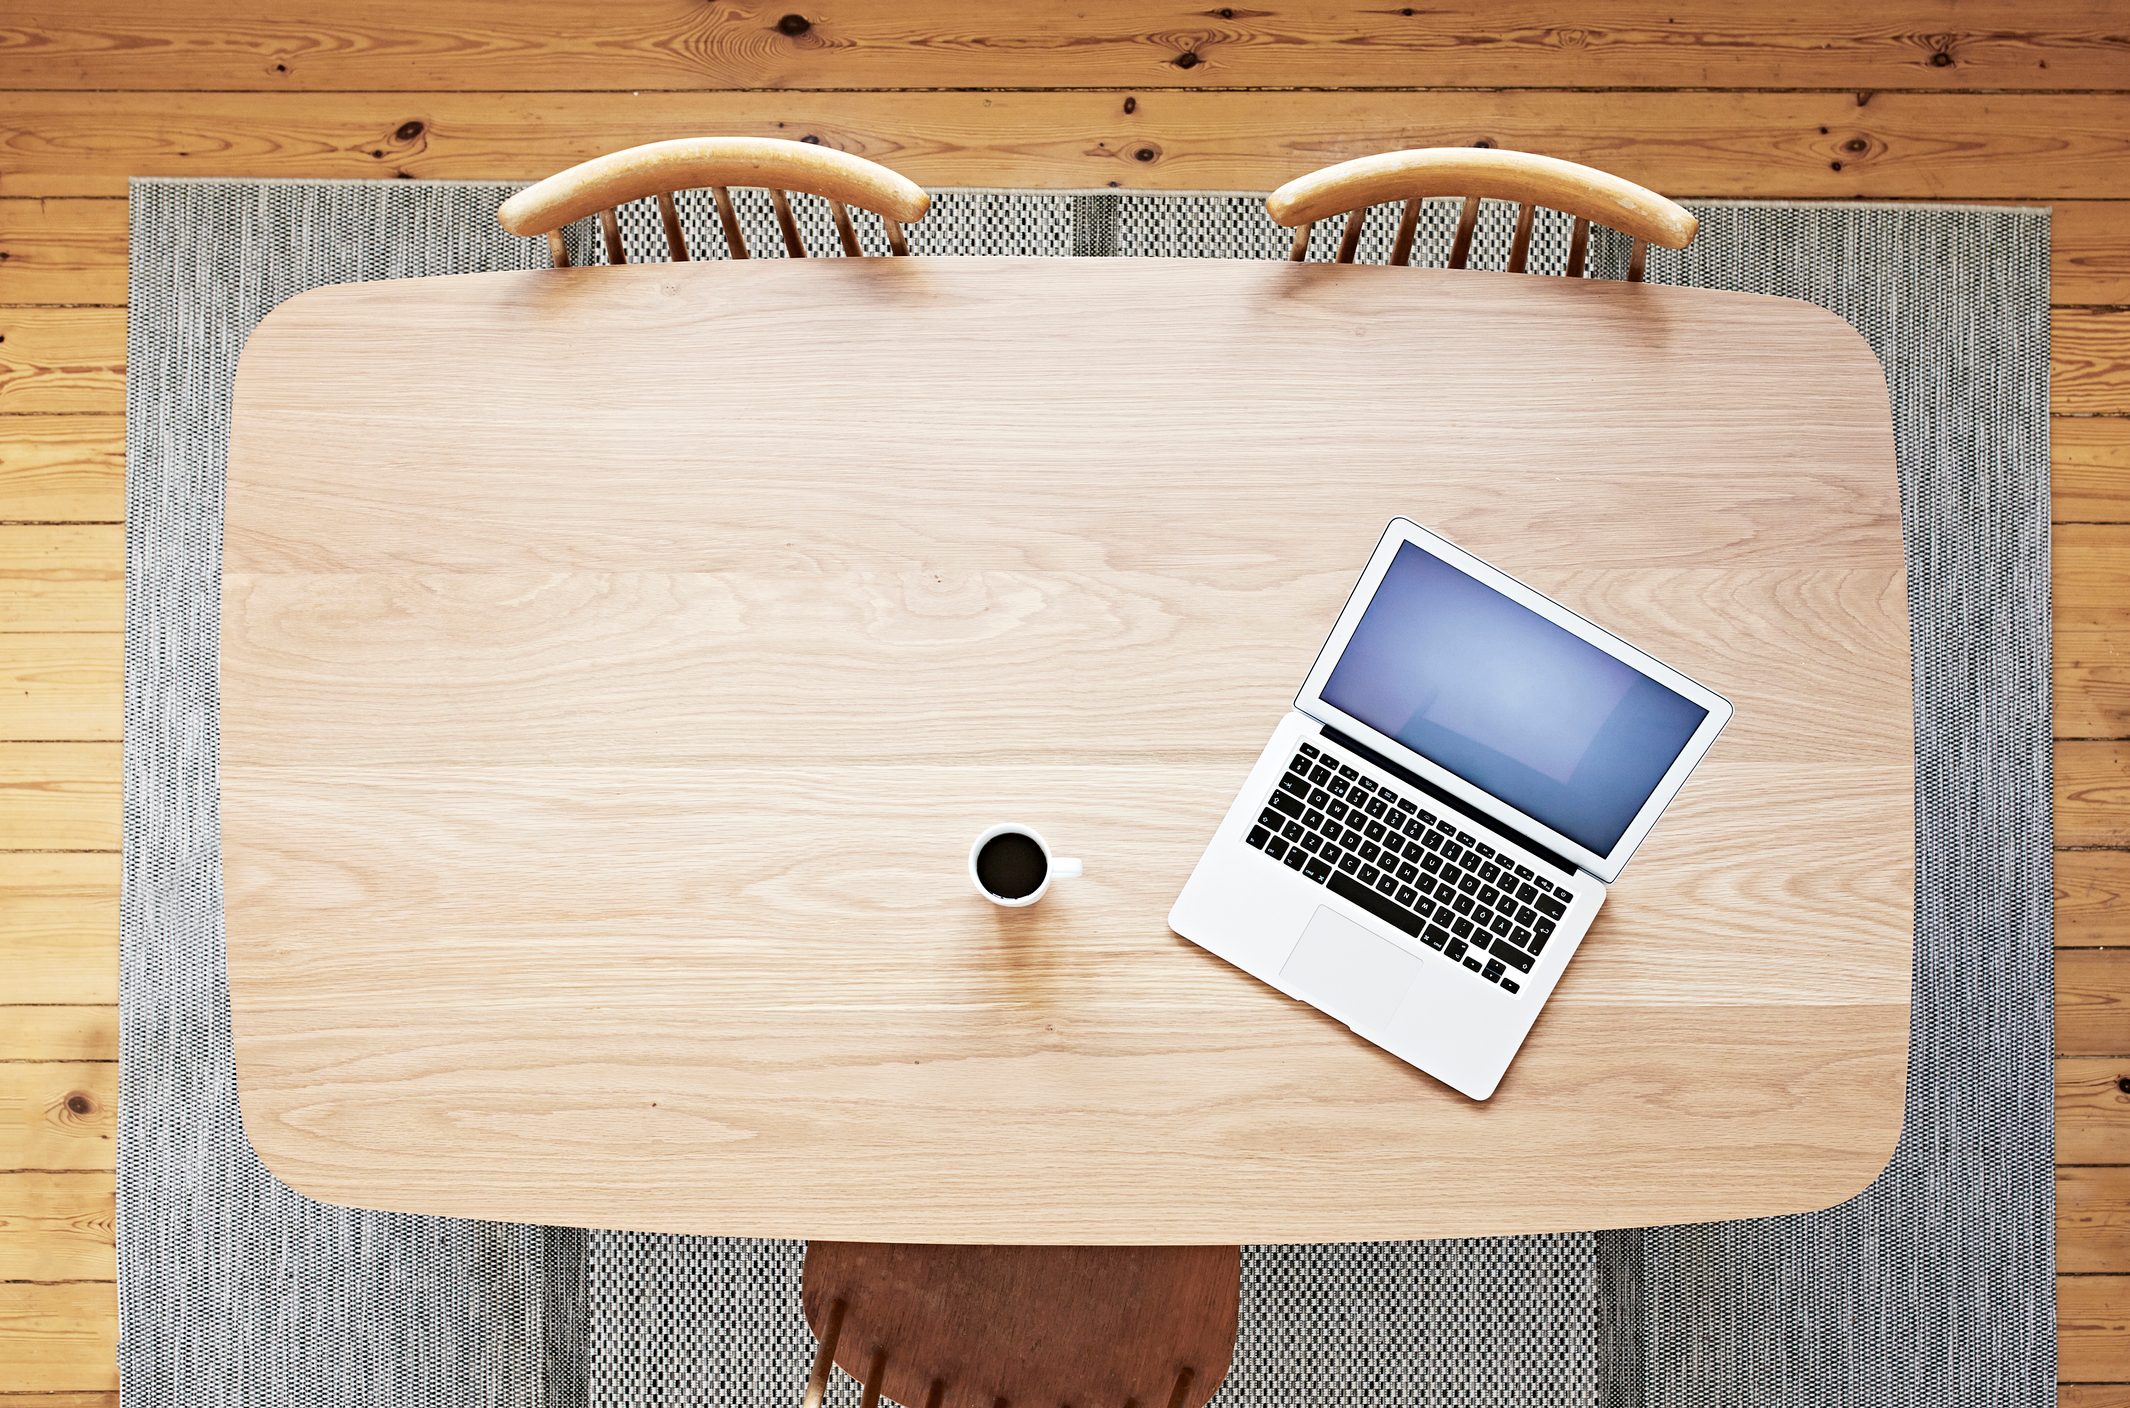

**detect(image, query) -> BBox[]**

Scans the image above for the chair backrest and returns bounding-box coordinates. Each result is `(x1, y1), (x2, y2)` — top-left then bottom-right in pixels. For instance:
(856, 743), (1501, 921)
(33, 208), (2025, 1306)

(498, 136), (933, 266)
(1265, 147), (1698, 281)
(800, 1241), (1240, 1408)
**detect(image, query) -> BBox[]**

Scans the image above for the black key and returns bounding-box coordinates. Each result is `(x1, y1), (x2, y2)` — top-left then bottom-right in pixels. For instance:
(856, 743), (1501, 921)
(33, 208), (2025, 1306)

(1512, 924), (1533, 947)
(1301, 832), (1324, 854)
(1517, 881), (1536, 901)
(1394, 796), (1415, 813)
(1342, 827), (1364, 849)
(1488, 913), (1511, 936)
(1423, 924), (1452, 950)
(1278, 773), (1308, 798)
(1327, 802), (1350, 826)
(1535, 894), (1568, 919)
(1395, 861), (1418, 883)
(1359, 863), (1381, 885)
(1259, 806), (1281, 829)
(1515, 904), (1536, 927)
(1395, 884), (1418, 907)
(1453, 894), (1475, 915)
(1282, 820), (1305, 842)
(1483, 958), (1505, 982)
(1336, 762), (1357, 779)
(1445, 938), (1468, 961)
(1320, 844), (1342, 864)
(1422, 830), (1443, 851)
(1327, 870), (1424, 937)
(1421, 853), (1444, 874)
(1304, 857), (1332, 883)
(1337, 852), (1360, 873)
(1491, 937), (1535, 973)
(1247, 826), (1270, 849)
(1270, 790), (1304, 819)
(1419, 809), (1437, 824)
(1477, 883), (1500, 906)
(1535, 915), (1558, 939)
(1309, 765), (1331, 785)
(1479, 863), (1501, 883)
(1298, 742), (1320, 759)
(1501, 978), (1520, 994)
(1283, 847), (1307, 870)
(1357, 776), (1378, 793)
(1457, 873), (1480, 895)
(1303, 808), (1325, 829)
(1328, 777), (1351, 797)
(1463, 956), (1483, 972)
(1266, 836), (1289, 860)
(1377, 875), (1400, 899)
(1309, 787), (1331, 808)
(1361, 820), (1385, 842)
(1452, 915), (1475, 938)
(1364, 797), (1387, 819)
(1358, 841), (1381, 863)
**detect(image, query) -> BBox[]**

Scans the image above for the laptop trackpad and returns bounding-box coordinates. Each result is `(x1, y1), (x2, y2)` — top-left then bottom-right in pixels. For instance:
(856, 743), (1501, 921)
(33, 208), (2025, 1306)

(1280, 905), (1422, 1035)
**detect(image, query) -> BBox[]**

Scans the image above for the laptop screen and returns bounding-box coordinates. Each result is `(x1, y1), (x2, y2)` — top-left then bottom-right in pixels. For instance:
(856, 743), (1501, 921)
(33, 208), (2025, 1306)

(1318, 541), (1710, 856)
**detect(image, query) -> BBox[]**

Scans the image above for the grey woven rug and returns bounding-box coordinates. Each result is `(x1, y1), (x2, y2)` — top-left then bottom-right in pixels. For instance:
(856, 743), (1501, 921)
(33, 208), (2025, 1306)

(122, 181), (2052, 1408)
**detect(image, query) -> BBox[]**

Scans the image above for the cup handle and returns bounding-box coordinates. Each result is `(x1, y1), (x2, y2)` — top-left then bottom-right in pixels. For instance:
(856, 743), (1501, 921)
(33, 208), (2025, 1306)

(1054, 857), (1084, 881)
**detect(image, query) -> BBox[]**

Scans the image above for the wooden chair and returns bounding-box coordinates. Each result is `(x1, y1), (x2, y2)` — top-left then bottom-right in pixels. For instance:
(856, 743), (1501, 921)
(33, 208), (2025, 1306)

(497, 136), (932, 266)
(1265, 147), (1698, 281)
(800, 1242), (1240, 1408)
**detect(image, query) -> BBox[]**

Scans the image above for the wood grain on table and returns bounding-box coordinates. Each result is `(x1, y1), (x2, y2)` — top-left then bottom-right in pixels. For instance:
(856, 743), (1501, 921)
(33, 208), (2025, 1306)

(218, 256), (1910, 1243)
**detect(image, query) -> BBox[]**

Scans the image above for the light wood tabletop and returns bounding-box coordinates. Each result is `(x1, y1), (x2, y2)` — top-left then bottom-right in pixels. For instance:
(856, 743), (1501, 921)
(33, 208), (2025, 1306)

(220, 255), (1911, 1244)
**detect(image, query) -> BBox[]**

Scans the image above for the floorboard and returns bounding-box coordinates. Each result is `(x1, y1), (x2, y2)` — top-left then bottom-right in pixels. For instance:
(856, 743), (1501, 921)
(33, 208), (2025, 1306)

(0, 1170), (115, 1282)
(8, 1), (2128, 91)
(6, 91), (2130, 200)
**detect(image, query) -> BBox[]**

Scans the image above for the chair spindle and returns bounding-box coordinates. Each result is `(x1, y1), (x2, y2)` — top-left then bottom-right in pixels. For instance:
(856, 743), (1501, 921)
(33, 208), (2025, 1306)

(1506, 201), (1536, 274)
(1335, 207), (1366, 263)
(1287, 223), (1313, 261)
(598, 208), (626, 265)
(710, 186), (748, 258)
(1447, 195), (1481, 270)
(1627, 239), (1648, 282)
(655, 192), (689, 261)
(802, 1299), (845, 1408)
(1388, 198), (1420, 267)
(1566, 216), (1590, 278)
(859, 1351), (886, 1408)
(546, 231), (571, 268)
(770, 189), (808, 257)
(831, 200), (863, 255)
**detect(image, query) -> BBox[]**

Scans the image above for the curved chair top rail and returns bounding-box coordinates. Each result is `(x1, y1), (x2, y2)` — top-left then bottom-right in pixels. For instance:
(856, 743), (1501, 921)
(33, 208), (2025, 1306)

(497, 136), (933, 238)
(1265, 148), (1698, 250)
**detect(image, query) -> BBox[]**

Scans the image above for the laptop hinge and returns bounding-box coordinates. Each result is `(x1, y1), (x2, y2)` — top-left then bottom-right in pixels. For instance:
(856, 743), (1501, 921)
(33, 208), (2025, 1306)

(1318, 726), (1582, 879)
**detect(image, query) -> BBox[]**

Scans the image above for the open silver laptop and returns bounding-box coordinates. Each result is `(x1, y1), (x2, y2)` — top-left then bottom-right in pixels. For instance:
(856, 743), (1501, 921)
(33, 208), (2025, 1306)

(1169, 518), (1731, 1100)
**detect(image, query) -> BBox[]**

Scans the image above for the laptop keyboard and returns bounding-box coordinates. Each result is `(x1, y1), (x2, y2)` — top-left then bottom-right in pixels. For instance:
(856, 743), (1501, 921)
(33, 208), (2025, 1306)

(1245, 740), (1571, 995)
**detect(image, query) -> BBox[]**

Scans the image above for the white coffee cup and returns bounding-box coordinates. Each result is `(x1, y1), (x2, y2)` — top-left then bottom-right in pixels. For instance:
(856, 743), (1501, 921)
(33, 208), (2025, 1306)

(968, 824), (1083, 907)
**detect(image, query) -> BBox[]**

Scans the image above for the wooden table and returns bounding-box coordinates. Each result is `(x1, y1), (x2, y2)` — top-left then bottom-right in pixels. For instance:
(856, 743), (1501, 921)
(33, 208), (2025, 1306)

(221, 256), (1911, 1244)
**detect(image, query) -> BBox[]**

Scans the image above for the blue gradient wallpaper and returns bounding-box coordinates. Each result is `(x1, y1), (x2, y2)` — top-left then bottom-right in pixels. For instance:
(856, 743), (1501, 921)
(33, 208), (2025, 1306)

(1320, 543), (1707, 854)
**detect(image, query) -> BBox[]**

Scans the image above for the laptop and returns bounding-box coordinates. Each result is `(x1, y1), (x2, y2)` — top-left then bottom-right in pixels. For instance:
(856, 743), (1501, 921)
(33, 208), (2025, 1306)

(1169, 518), (1732, 1100)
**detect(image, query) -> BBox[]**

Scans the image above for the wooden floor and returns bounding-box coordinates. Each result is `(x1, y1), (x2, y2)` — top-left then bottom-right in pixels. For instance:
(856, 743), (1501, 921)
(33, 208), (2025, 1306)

(0, 2), (2125, 1400)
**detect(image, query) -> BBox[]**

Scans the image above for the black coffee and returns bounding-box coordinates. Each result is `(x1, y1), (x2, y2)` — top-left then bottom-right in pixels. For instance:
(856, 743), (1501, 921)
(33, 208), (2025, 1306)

(976, 831), (1049, 900)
